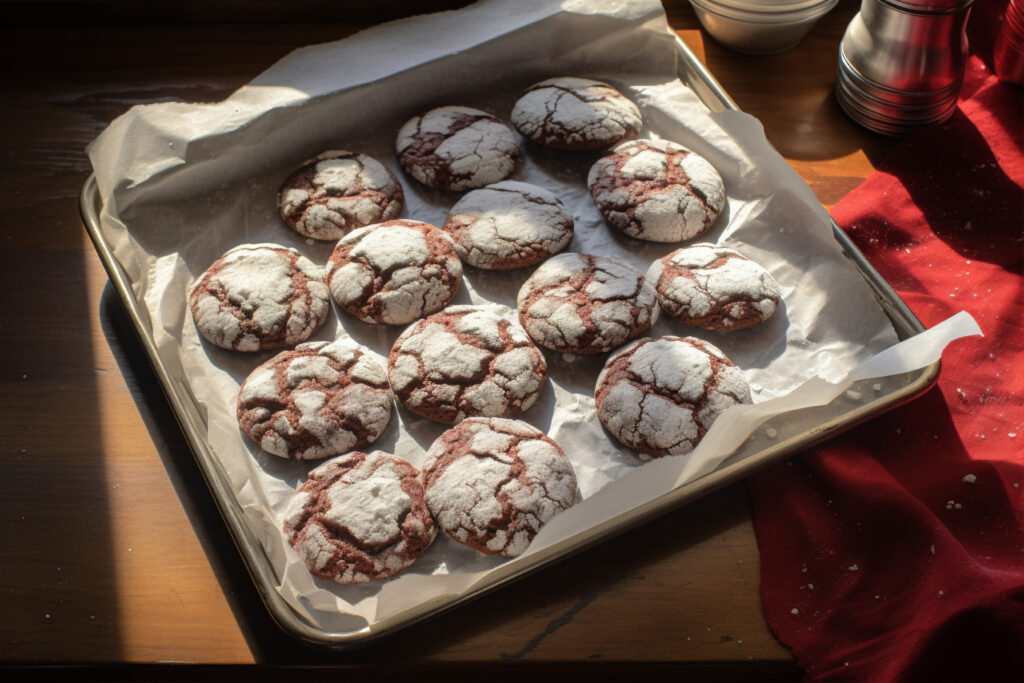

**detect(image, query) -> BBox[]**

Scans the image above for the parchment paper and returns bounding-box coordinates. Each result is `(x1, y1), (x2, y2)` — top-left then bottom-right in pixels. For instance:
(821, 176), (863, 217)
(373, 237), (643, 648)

(86, 0), (980, 635)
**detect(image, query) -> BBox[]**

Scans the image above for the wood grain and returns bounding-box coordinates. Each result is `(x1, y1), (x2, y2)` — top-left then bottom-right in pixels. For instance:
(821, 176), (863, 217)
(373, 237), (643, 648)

(0, 0), (898, 674)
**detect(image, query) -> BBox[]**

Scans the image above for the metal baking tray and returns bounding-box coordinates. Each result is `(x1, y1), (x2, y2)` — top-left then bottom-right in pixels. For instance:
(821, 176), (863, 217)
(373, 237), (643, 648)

(80, 33), (939, 649)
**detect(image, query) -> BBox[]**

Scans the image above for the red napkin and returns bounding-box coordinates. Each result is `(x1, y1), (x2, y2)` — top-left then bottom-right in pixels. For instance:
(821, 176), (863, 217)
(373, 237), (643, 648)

(749, 0), (1024, 679)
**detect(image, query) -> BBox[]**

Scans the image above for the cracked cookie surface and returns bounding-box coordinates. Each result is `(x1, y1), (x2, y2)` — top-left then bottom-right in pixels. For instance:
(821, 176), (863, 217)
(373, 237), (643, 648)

(647, 243), (780, 331)
(517, 252), (659, 355)
(326, 219), (463, 325)
(283, 450), (436, 583)
(510, 76), (642, 151)
(595, 336), (751, 457)
(588, 138), (725, 243)
(388, 305), (547, 424)
(422, 417), (577, 557)
(396, 106), (519, 191)
(237, 340), (393, 460)
(443, 180), (574, 269)
(188, 243), (330, 351)
(277, 150), (403, 241)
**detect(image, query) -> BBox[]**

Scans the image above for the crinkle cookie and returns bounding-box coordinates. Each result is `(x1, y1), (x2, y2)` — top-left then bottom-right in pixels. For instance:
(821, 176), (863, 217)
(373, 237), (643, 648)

(510, 77), (642, 151)
(326, 219), (463, 325)
(277, 150), (403, 241)
(442, 181), (574, 269)
(388, 305), (547, 424)
(395, 106), (519, 191)
(595, 336), (751, 457)
(422, 417), (577, 557)
(587, 139), (726, 243)
(516, 252), (659, 355)
(283, 451), (436, 583)
(647, 243), (781, 331)
(237, 340), (393, 460)
(188, 243), (330, 351)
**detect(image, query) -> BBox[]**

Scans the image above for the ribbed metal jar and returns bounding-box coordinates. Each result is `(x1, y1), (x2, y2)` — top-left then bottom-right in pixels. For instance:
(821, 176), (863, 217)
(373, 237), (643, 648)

(994, 0), (1024, 84)
(836, 0), (974, 136)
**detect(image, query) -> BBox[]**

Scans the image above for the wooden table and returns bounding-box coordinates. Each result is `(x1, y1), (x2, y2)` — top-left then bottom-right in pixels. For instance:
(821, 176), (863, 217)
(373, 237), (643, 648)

(0, 1), (900, 677)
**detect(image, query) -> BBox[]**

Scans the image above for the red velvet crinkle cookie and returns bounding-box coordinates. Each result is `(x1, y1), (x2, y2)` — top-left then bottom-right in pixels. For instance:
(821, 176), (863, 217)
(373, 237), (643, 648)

(277, 150), (403, 241)
(188, 243), (330, 351)
(443, 181), (574, 269)
(326, 219), (463, 325)
(388, 305), (547, 424)
(646, 243), (781, 331)
(422, 417), (577, 557)
(510, 77), (642, 151)
(587, 139), (726, 243)
(595, 336), (751, 457)
(395, 106), (519, 191)
(237, 340), (393, 460)
(282, 451), (436, 584)
(516, 252), (659, 355)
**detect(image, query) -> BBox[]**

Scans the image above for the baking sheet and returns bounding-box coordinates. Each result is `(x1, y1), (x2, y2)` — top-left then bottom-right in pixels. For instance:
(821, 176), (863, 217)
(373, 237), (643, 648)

(83, 0), (979, 641)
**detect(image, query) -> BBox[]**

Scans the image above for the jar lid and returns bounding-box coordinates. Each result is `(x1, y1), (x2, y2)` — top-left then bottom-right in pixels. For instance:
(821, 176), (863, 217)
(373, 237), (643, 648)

(876, 0), (974, 12)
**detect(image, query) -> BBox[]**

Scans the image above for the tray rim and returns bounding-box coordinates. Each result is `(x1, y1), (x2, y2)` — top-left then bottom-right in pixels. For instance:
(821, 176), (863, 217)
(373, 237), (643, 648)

(78, 33), (941, 650)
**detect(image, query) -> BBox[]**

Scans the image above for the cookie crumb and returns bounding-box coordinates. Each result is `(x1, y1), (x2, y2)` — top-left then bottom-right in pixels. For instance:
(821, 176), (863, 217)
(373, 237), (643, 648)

(962, 473), (977, 484)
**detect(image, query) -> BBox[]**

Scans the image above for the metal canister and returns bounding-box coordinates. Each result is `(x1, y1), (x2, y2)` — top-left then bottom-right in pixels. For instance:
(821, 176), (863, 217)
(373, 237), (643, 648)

(994, 0), (1024, 84)
(836, 0), (974, 136)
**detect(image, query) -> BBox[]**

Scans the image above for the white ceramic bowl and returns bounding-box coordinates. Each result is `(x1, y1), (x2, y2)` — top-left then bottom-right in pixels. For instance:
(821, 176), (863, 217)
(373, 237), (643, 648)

(689, 0), (839, 55)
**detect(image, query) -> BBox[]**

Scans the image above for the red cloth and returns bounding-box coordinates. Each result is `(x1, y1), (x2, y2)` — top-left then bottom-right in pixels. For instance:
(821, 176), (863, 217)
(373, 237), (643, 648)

(749, 0), (1024, 679)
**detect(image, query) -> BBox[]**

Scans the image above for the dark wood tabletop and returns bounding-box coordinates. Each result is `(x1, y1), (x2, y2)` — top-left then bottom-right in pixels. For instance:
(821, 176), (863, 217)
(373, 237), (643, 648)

(0, 0), (900, 677)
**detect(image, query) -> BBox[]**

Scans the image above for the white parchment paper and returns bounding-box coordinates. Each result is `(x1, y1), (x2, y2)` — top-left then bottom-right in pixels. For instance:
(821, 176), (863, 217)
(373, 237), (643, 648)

(87, 0), (979, 635)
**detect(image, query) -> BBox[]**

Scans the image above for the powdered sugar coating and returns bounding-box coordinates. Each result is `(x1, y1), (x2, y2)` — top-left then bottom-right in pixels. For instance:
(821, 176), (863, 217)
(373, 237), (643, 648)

(282, 451), (436, 583)
(237, 340), (393, 460)
(646, 243), (781, 331)
(510, 77), (642, 151)
(422, 417), (577, 557)
(517, 252), (659, 354)
(443, 181), (574, 269)
(188, 243), (330, 351)
(388, 305), (547, 424)
(595, 336), (751, 457)
(278, 150), (403, 241)
(396, 106), (519, 191)
(587, 139), (726, 243)
(326, 219), (463, 325)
